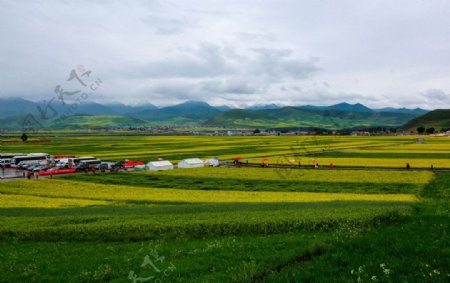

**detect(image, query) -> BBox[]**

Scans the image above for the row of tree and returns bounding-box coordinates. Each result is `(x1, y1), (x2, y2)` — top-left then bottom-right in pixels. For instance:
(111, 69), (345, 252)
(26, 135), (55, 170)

(416, 126), (437, 134)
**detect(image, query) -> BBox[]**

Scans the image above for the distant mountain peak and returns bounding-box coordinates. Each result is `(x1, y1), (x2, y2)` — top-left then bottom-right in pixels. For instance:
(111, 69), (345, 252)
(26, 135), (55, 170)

(327, 102), (374, 112)
(179, 100), (211, 106)
(246, 103), (281, 110)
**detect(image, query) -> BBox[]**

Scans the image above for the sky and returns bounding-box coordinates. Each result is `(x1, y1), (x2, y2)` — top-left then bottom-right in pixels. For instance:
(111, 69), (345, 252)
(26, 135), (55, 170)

(0, 0), (449, 109)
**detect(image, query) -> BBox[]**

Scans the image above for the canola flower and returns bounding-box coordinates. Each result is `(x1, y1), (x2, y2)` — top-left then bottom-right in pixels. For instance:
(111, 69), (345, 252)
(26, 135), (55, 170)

(0, 180), (418, 204)
(0, 193), (110, 208)
(148, 167), (433, 184)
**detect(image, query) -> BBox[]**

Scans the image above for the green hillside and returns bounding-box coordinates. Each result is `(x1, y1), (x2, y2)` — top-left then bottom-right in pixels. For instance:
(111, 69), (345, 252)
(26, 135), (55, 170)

(7, 115), (150, 131)
(401, 109), (450, 131)
(0, 107), (429, 131)
(205, 107), (418, 130)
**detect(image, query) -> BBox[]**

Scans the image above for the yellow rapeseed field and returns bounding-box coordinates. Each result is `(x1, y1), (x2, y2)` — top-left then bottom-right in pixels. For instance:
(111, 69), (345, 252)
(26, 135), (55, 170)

(152, 167), (433, 184)
(0, 180), (418, 204)
(0, 193), (110, 208)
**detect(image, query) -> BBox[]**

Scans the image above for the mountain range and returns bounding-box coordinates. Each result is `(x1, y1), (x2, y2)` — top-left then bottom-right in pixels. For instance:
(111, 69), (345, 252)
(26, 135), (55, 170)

(205, 107), (423, 130)
(0, 97), (433, 130)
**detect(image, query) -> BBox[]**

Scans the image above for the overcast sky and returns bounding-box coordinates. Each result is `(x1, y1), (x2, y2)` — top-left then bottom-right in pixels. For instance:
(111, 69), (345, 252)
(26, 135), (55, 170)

(1, 0), (449, 108)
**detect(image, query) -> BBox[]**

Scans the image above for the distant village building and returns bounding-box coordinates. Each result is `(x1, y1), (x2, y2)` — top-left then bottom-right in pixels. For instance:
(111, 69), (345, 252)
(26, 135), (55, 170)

(352, 131), (371, 136)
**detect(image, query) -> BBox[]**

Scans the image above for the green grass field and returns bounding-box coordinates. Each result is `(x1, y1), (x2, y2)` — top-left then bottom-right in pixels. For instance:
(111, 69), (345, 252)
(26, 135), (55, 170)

(0, 135), (449, 282)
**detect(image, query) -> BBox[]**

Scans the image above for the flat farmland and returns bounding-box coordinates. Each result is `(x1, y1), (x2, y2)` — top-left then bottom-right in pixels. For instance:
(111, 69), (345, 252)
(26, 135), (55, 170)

(2, 135), (450, 169)
(0, 135), (448, 282)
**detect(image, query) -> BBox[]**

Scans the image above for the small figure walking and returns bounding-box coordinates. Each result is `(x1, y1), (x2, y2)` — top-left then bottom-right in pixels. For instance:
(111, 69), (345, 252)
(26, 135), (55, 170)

(406, 163), (410, 169)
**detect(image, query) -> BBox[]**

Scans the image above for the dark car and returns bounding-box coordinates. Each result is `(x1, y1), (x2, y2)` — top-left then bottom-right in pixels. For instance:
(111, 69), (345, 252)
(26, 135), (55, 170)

(111, 161), (126, 171)
(95, 163), (112, 172)
(76, 159), (102, 172)
(32, 165), (50, 173)
(18, 162), (40, 170)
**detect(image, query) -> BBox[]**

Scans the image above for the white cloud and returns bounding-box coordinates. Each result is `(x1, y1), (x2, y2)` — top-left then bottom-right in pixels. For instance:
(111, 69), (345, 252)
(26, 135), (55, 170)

(0, 0), (449, 108)
(421, 89), (448, 102)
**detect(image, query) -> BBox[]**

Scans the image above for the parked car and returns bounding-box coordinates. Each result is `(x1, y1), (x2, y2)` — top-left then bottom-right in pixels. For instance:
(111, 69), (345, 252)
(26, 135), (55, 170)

(111, 160), (127, 171)
(18, 162), (40, 170)
(95, 162), (114, 172)
(76, 159), (102, 172)
(112, 160), (143, 171)
(32, 165), (50, 173)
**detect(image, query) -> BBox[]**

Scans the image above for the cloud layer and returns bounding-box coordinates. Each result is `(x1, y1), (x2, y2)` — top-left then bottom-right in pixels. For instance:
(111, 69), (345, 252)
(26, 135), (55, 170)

(0, 0), (449, 108)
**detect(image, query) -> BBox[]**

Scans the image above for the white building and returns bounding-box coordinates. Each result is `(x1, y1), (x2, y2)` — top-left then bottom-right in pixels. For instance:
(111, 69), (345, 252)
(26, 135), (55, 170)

(178, 158), (204, 168)
(146, 160), (174, 171)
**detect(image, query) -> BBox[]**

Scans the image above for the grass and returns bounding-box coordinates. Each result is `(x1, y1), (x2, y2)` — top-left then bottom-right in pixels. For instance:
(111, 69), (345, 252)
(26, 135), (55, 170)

(0, 166), (419, 281)
(0, 134), (448, 282)
(0, 202), (412, 242)
(60, 168), (431, 195)
(0, 233), (329, 283)
(262, 173), (450, 282)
